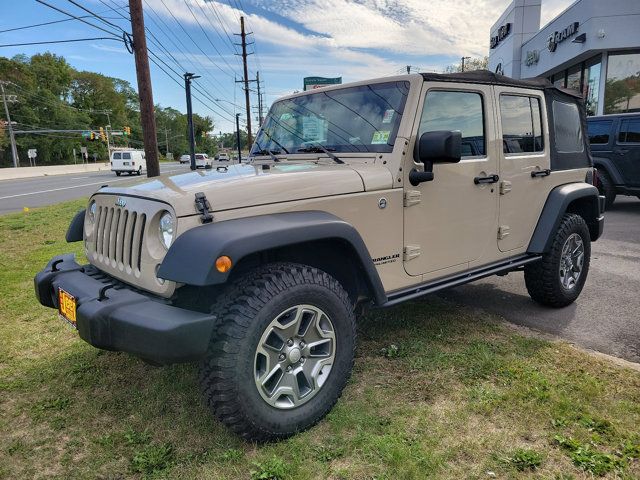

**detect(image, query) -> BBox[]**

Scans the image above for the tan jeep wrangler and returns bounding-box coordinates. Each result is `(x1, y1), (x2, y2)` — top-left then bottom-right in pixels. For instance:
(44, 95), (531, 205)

(35, 71), (604, 441)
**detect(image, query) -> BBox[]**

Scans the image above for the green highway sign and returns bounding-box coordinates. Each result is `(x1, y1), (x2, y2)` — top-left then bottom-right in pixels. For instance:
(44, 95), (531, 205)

(303, 76), (342, 91)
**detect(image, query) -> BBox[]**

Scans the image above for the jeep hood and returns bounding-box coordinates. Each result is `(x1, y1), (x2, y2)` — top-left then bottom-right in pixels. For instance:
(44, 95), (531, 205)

(98, 162), (393, 217)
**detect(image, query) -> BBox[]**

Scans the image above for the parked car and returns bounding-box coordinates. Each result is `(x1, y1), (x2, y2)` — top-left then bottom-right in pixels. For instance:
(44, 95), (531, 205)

(35, 71), (603, 442)
(110, 150), (145, 176)
(217, 153), (230, 161)
(587, 113), (640, 209)
(179, 154), (191, 164)
(195, 153), (211, 168)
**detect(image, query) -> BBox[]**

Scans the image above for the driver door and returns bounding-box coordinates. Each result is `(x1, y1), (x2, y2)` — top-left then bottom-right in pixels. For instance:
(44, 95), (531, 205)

(403, 84), (499, 278)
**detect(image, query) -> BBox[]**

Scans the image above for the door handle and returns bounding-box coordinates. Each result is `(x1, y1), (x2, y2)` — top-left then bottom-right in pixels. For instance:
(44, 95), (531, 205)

(531, 169), (551, 178)
(614, 148), (629, 155)
(474, 174), (499, 184)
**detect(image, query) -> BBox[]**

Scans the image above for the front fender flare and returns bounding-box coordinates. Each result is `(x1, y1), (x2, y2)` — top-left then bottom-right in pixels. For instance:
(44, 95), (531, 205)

(157, 211), (387, 305)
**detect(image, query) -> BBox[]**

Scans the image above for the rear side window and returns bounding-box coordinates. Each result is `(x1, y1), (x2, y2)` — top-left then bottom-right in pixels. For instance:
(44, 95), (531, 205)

(587, 120), (612, 144)
(552, 101), (584, 153)
(618, 119), (640, 143)
(122, 152), (132, 160)
(112, 152), (121, 160)
(419, 90), (485, 157)
(500, 95), (544, 154)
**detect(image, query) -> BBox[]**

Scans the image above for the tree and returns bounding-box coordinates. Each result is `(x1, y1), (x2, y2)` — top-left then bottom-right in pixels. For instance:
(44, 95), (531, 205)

(444, 56), (488, 73)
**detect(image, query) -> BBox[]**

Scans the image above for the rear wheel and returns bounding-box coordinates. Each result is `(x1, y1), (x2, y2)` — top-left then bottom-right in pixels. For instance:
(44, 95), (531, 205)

(137, 167), (142, 175)
(115, 171), (121, 176)
(199, 263), (356, 441)
(596, 168), (616, 210)
(524, 213), (590, 308)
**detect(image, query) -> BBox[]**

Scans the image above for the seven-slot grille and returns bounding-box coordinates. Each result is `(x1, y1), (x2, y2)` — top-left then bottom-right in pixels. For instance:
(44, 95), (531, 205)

(93, 205), (146, 273)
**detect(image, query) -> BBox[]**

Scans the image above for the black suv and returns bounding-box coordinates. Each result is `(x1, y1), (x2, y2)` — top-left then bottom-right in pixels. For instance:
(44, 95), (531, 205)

(587, 113), (640, 208)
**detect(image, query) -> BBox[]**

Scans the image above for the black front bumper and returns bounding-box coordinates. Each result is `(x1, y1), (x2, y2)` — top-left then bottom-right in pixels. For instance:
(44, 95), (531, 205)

(34, 254), (216, 364)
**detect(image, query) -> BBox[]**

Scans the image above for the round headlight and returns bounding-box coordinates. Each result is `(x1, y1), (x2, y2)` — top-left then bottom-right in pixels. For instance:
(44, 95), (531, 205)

(159, 212), (175, 249)
(88, 200), (97, 223)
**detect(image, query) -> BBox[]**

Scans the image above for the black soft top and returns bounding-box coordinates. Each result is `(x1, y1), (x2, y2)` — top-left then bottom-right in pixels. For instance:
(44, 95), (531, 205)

(420, 70), (582, 99)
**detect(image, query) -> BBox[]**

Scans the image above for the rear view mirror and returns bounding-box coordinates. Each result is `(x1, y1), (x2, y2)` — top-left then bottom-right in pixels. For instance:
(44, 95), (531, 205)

(410, 130), (462, 186)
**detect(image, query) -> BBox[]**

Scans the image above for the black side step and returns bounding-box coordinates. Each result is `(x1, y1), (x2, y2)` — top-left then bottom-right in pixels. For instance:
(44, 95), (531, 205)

(383, 254), (541, 307)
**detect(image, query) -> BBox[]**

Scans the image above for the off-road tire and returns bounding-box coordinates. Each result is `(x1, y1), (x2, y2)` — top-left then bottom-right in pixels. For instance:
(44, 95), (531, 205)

(524, 213), (591, 308)
(199, 262), (356, 442)
(596, 168), (615, 210)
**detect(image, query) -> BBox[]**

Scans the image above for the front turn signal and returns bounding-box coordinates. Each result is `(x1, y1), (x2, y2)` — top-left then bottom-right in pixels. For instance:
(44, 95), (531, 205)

(215, 255), (232, 273)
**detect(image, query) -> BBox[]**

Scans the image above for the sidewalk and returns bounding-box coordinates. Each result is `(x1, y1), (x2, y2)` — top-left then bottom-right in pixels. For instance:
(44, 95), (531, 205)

(0, 163), (111, 181)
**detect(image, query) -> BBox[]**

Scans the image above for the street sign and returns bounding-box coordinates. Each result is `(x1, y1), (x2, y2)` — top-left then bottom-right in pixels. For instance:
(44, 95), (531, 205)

(82, 131), (91, 138)
(303, 76), (342, 91)
(27, 149), (37, 158)
(80, 146), (88, 155)
(110, 131), (124, 136)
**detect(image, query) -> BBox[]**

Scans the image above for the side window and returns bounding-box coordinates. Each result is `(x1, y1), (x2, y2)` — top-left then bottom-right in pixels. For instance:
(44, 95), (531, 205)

(552, 100), (584, 153)
(618, 119), (640, 143)
(419, 90), (485, 157)
(500, 95), (544, 154)
(587, 120), (613, 144)
(122, 152), (131, 160)
(112, 152), (121, 160)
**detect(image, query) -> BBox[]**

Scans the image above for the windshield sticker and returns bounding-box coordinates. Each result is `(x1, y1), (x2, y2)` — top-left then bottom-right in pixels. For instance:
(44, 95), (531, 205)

(371, 130), (391, 144)
(382, 109), (395, 124)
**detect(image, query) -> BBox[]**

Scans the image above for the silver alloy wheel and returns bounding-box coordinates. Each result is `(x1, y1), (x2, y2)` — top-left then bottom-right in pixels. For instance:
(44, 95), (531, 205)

(559, 233), (584, 290)
(254, 304), (336, 409)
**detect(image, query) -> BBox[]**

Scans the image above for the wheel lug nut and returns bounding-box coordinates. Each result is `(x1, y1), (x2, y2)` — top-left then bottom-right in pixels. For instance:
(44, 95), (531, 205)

(299, 341), (306, 348)
(286, 366), (292, 372)
(279, 353), (285, 361)
(287, 339), (294, 346)
(300, 357), (306, 364)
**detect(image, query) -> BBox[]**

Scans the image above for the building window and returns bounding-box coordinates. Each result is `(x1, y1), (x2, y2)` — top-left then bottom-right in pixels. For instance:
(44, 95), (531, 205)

(567, 64), (581, 93)
(552, 72), (566, 88)
(587, 120), (612, 144)
(419, 90), (485, 157)
(618, 119), (640, 143)
(605, 51), (640, 114)
(500, 95), (544, 154)
(583, 56), (601, 116)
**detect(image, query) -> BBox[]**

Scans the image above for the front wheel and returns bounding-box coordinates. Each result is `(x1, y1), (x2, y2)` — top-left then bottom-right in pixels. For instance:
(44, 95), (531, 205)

(596, 169), (616, 210)
(199, 263), (356, 441)
(524, 213), (591, 308)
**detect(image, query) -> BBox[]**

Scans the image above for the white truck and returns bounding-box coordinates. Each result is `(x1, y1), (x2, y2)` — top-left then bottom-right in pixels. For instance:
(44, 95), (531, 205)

(110, 150), (146, 176)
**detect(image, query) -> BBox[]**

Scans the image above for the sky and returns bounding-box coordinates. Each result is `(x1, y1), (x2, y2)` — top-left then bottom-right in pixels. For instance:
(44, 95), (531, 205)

(0, 0), (573, 133)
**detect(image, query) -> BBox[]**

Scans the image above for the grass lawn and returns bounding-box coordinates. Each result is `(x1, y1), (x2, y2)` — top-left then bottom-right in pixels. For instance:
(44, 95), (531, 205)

(1, 200), (639, 480)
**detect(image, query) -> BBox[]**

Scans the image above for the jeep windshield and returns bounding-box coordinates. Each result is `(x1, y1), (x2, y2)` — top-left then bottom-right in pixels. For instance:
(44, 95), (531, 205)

(251, 81), (410, 156)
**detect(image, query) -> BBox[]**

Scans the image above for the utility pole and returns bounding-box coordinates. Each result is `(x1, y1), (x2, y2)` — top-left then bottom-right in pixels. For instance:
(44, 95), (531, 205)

(235, 16), (253, 148)
(1, 81), (19, 168)
(129, 0), (160, 177)
(184, 72), (200, 171)
(164, 127), (169, 156)
(256, 71), (264, 127)
(235, 113), (242, 163)
(461, 56), (471, 72)
(406, 65), (411, 74)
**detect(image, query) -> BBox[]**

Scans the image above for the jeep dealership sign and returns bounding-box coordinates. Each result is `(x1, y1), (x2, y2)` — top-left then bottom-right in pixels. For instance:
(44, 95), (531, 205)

(547, 22), (579, 52)
(490, 22), (511, 49)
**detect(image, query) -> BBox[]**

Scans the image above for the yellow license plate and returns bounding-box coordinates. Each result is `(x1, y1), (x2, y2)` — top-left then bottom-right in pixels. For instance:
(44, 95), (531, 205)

(58, 288), (77, 328)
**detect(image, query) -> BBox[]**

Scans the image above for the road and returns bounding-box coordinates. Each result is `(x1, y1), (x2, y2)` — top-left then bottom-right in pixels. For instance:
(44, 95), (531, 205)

(440, 196), (640, 363)
(0, 162), (189, 214)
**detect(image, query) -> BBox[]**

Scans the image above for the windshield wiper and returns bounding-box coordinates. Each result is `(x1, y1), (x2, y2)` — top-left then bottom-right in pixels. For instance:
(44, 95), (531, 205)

(297, 144), (344, 164)
(251, 148), (281, 162)
(261, 130), (290, 154)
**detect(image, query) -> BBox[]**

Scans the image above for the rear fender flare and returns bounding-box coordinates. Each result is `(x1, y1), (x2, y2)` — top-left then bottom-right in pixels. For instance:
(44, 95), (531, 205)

(593, 156), (624, 185)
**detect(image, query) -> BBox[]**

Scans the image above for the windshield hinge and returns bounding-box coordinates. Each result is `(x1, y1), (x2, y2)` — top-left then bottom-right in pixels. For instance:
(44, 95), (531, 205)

(195, 192), (213, 224)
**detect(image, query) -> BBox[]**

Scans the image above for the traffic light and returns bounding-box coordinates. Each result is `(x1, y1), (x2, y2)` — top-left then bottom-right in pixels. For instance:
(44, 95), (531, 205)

(124, 126), (131, 136)
(99, 127), (106, 142)
(90, 132), (95, 141)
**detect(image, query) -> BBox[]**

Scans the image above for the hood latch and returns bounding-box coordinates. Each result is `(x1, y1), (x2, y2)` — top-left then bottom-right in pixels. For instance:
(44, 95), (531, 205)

(195, 192), (213, 224)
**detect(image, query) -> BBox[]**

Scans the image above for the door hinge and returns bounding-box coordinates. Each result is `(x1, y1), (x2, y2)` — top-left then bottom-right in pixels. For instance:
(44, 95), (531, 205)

(403, 245), (421, 261)
(498, 225), (510, 240)
(499, 181), (512, 195)
(404, 190), (421, 207)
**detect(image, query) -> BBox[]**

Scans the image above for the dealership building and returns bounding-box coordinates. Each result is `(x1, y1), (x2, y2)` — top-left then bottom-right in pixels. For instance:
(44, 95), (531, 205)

(488, 0), (640, 116)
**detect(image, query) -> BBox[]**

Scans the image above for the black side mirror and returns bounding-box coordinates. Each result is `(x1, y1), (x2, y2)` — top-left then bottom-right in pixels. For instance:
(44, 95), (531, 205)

(410, 130), (462, 185)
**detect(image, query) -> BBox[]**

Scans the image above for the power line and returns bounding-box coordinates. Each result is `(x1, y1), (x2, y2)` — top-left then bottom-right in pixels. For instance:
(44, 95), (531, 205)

(0, 9), (126, 34)
(65, 0), (128, 33)
(0, 37), (121, 48)
(35, 0), (122, 38)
